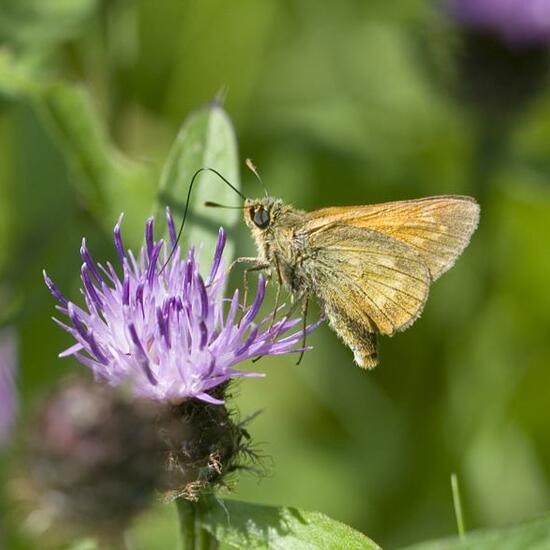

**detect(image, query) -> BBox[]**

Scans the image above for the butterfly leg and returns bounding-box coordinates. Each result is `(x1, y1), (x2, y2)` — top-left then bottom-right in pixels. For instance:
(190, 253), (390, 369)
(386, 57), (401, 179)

(252, 289), (306, 364)
(268, 255), (284, 330)
(263, 291), (309, 360)
(296, 293), (310, 366)
(227, 256), (264, 273)
(228, 257), (270, 322)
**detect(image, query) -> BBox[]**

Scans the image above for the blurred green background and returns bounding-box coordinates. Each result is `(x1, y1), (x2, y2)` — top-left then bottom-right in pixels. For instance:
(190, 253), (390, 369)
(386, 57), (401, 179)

(2, 0), (550, 548)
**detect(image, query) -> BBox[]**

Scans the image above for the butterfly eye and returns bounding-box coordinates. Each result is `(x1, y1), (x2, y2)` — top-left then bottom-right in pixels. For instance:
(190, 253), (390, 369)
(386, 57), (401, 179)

(253, 208), (270, 229)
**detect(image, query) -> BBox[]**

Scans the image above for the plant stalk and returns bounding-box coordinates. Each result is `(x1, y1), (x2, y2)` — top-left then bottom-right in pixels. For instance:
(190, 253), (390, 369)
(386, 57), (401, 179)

(176, 498), (218, 550)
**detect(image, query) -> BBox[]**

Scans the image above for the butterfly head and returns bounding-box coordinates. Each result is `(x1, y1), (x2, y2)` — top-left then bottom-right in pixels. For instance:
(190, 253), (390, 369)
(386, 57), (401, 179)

(244, 197), (283, 232)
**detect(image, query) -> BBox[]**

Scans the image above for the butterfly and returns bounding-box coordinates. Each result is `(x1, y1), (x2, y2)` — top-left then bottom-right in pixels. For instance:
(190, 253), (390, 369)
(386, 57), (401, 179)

(241, 194), (480, 367)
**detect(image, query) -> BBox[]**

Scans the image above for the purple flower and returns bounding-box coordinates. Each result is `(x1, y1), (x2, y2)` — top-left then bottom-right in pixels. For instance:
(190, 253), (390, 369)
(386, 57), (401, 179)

(0, 327), (18, 447)
(44, 210), (315, 405)
(448, 0), (550, 47)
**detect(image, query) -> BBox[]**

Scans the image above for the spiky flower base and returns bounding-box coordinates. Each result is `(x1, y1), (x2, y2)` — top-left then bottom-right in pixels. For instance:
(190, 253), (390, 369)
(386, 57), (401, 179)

(157, 389), (253, 501)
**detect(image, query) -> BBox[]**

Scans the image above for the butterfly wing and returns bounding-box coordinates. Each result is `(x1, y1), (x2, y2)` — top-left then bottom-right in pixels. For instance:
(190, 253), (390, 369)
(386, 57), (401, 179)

(306, 196), (480, 281)
(302, 196), (479, 367)
(303, 224), (431, 367)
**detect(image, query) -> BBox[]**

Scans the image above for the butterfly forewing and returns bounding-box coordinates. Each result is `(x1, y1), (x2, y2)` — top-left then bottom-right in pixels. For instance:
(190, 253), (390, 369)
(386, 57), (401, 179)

(306, 196), (480, 280)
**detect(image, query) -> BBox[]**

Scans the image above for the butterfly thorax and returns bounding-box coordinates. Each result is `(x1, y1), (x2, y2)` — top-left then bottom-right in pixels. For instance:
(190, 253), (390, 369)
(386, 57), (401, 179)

(244, 197), (310, 294)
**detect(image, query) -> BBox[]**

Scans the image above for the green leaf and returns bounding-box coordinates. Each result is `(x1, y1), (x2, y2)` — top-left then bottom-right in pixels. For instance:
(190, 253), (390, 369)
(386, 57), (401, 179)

(0, 0), (98, 51)
(0, 50), (39, 98)
(0, 57), (239, 256)
(37, 83), (115, 213)
(157, 103), (240, 273)
(35, 82), (157, 243)
(402, 513), (550, 550)
(0, 53), (157, 245)
(197, 497), (380, 549)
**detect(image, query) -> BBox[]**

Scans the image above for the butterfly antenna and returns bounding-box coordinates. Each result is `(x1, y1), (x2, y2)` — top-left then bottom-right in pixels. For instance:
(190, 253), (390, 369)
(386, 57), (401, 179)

(204, 201), (245, 209)
(246, 158), (269, 198)
(160, 167), (245, 273)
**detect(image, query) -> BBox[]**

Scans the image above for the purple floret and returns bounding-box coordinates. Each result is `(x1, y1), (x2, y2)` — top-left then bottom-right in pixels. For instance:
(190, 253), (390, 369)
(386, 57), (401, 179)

(44, 209), (316, 404)
(448, 0), (550, 47)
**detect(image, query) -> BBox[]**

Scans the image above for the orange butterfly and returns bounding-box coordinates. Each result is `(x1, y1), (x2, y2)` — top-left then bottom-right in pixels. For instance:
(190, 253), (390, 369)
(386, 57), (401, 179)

(241, 195), (480, 367)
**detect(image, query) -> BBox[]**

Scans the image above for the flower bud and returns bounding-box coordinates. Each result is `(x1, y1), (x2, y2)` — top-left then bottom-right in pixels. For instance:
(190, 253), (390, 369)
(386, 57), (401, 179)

(22, 378), (164, 541)
(455, 30), (550, 122)
(18, 378), (255, 545)
(446, 0), (550, 121)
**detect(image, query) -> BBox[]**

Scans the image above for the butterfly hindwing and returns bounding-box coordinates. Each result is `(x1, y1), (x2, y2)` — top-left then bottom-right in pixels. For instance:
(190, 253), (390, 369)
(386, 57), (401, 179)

(303, 224), (431, 366)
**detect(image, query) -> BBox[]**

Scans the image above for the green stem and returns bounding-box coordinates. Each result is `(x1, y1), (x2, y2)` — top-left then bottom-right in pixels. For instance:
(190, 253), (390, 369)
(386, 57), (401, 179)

(177, 499), (196, 550)
(470, 124), (509, 211)
(451, 473), (465, 540)
(197, 526), (218, 550)
(176, 498), (218, 550)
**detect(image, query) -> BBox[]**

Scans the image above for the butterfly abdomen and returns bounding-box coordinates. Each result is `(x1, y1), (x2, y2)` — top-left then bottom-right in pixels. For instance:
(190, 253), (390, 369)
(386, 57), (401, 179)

(323, 304), (380, 369)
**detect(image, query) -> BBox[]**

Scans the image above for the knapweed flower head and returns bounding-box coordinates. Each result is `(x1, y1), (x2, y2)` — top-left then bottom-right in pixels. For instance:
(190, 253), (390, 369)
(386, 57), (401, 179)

(0, 327), (17, 447)
(448, 0), (550, 47)
(44, 209), (314, 404)
(25, 378), (164, 537)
